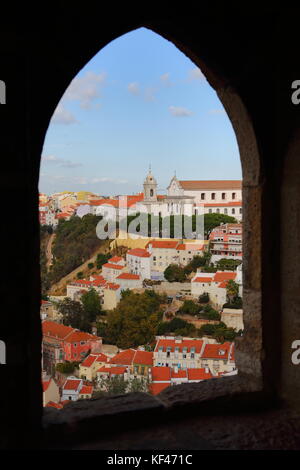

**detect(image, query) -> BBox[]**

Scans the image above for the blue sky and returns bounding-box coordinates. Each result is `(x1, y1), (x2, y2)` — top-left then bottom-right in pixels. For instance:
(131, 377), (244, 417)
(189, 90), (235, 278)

(40, 27), (241, 196)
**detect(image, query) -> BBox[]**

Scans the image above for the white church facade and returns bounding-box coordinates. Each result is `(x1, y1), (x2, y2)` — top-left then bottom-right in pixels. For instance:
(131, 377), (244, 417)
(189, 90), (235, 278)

(134, 169), (243, 222)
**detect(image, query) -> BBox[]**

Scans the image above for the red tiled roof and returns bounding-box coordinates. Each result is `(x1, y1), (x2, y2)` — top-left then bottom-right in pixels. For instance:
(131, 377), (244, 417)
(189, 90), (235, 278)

(105, 282), (120, 290)
(102, 263), (124, 270)
(97, 366), (127, 375)
(42, 320), (74, 341)
(192, 277), (213, 283)
(146, 240), (178, 249)
(154, 339), (203, 353)
(202, 342), (232, 359)
(212, 272), (237, 283)
(80, 385), (93, 395)
(187, 368), (213, 380)
(151, 366), (171, 381)
(176, 243), (204, 251)
(64, 330), (100, 344)
(109, 349), (136, 366)
(203, 201), (242, 207)
(149, 382), (170, 395)
(45, 401), (63, 409)
(109, 256), (124, 263)
(63, 379), (81, 391)
(116, 273), (140, 280)
(179, 180), (242, 190)
(95, 353), (109, 363)
(42, 379), (51, 392)
(171, 369), (187, 379)
(127, 248), (151, 258)
(80, 354), (98, 368)
(133, 350), (153, 366)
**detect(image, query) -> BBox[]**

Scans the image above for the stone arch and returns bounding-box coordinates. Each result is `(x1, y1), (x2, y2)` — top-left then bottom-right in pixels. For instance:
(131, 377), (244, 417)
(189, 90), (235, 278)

(41, 26), (263, 386)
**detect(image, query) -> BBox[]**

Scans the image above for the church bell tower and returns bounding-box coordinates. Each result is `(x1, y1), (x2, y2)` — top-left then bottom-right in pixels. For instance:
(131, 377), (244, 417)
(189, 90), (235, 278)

(143, 166), (158, 203)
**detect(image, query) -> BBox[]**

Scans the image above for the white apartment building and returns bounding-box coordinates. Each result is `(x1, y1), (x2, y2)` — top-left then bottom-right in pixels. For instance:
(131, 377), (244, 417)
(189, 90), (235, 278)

(126, 248), (151, 279)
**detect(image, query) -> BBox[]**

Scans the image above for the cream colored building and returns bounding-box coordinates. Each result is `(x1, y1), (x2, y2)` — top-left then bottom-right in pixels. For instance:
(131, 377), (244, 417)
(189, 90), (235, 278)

(79, 353), (109, 381)
(42, 376), (60, 406)
(221, 308), (244, 331)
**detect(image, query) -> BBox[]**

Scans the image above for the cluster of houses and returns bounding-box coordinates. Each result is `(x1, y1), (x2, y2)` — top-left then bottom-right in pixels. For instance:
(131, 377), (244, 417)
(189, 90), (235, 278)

(39, 173), (243, 228)
(42, 331), (237, 408)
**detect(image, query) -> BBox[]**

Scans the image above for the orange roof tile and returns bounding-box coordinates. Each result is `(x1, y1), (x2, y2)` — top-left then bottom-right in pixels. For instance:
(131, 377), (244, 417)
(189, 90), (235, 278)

(176, 243), (204, 251)
(109, 349), (136, 366)
(102, 263), (124, 270)
(151, 366), (171, 381)
(116, 273), (140, 280)
(171, 369), (187, 379)
(213, 272), (237, 283)
(202, 342), (232, 359)
(133, 350), (153, 366)
(146, 240), (178, 249)
(179, 180), (242, 190)
(187, 368), (213, 380)
(63, 379), (81, 391)
(42, 320), (74, 341)
(127, 248), (151, 258)
(45, 401), (63, 409)
(192, 277), (213, 283)
(80, 385), (93, 395)
(109, 256), (124, 263)
(42, 379), (51, 392)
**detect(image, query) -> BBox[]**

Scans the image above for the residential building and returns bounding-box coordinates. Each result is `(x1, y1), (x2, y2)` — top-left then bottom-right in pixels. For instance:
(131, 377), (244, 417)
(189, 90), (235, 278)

(200, 342), (236, 375)
(148, 365), (213, 395)
(126, 248), (151, 279)
(79, 352), (109, 381)
(191, 270), (239, 308)
(61, 376), (93, 401)
(209, 223), (243, 263)
(153, 337), (206, 369)
(116, 272), (143, 290)
(42, 376), (60, 406)
(42, 320), (102, 373)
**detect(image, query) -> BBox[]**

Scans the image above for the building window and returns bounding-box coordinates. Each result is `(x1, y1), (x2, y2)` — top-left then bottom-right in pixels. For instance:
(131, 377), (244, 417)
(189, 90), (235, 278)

(222, 193), (226, 199)
(232, 192), (236, 199)
(232, 208), (235, 214)
(224, 208), (228, 214)
(201, 193), (205, 200)
(211, 193), (215, 200)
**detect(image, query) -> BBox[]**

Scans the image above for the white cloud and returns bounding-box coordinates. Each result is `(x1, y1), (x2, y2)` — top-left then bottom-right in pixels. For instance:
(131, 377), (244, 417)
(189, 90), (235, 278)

(40, 174), (128, 186)
(42, 154), (82, 168)
(160, 72), (172, 87)
(209, 108), (226, 115)
(128, 82), (140, 95)
(169, 106), (193, 117)
(51, 104), (77, 125)
(188, 67), (205, 81)
(64, 71), (106, 109)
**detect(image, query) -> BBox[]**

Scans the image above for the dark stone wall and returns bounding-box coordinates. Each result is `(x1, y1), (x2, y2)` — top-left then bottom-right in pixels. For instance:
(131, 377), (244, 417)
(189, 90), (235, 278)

(0, 6), (299, 449)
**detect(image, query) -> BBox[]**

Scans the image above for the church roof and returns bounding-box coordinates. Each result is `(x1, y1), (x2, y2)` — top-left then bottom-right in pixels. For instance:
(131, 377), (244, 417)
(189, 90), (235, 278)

(178, 180), (242, 190)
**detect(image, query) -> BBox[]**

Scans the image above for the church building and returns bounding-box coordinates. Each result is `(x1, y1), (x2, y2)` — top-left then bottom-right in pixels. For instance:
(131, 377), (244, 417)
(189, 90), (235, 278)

(135, 169), (243, 222)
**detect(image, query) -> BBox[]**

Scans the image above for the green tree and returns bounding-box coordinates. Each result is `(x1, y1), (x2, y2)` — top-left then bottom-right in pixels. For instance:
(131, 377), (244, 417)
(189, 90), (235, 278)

(226, 280), (239, 303)
(58, 297), (85, 330)
(215, 258), (242, 271)
(127, 376), (149, 393)
(98, 375), (127, 396)
(177, 300), (201, 316)
(104, 291), (162, 348)
(204, 213), (237, 237)
(81, 288), (102, 323)
(164, 264), (187, 282)
(96, 252), (111, 270)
